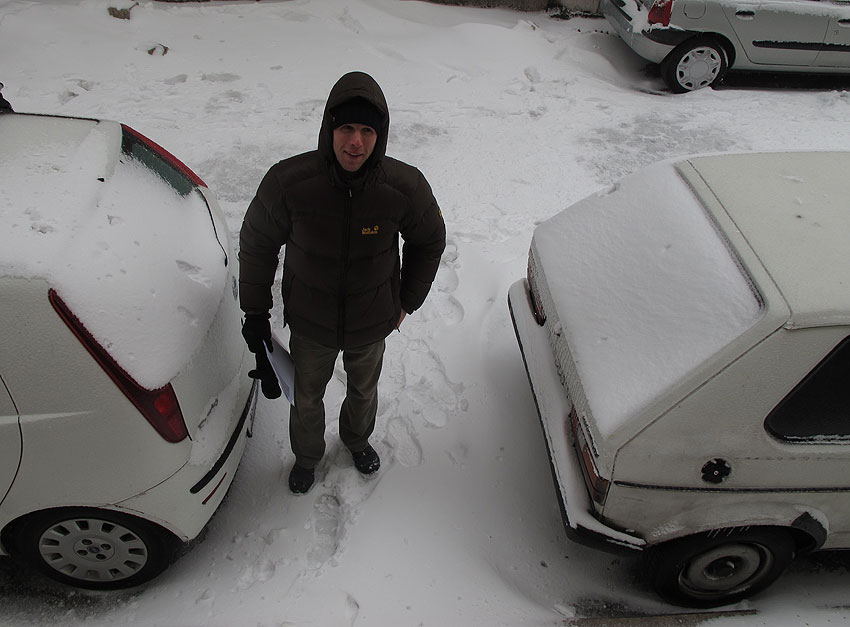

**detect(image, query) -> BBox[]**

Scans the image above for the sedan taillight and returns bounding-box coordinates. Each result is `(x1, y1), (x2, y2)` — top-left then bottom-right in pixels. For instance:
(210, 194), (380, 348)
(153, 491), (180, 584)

(526, 251), (546, 326)
(647, 0), (673, 26)
(570, 407), (610, 506)
(49, 289), (189, 443)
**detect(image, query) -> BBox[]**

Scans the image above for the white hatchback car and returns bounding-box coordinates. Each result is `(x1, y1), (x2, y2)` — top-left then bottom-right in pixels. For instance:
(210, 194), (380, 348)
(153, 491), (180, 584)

(509, 151), (850, 607)
(0, 111), (257, 589)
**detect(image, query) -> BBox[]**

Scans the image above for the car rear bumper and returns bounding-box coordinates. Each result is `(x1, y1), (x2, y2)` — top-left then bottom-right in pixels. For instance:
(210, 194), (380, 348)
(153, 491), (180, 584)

(507, 280), (644, 553)
(601, 0), (675, 64)
(114, 377), (258, 542)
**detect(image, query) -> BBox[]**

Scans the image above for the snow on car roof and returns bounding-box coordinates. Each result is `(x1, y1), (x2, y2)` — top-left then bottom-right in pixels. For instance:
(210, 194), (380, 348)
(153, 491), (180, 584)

(0, 114), (113, 278)
(688, 151), (850, 330)
(532, 159), (764, 437)
(0, 114), (228, 390)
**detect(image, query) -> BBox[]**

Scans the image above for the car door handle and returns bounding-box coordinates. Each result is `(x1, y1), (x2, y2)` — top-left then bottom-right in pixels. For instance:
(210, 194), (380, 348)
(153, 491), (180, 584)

(735, 10), (755, 19)
(838, 18), (850, 27)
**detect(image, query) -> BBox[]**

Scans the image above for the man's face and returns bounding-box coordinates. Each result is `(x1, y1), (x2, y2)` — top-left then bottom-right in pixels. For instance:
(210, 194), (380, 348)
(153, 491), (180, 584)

(333, 123), (377, 172)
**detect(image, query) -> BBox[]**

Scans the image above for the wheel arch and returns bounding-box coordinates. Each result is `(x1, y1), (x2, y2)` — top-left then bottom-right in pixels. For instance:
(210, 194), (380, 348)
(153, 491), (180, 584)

(660, 31), (736, 68)
(695, 32), (736, 68)
(1, 505), (182, 560)
(643, 502), (828, 553)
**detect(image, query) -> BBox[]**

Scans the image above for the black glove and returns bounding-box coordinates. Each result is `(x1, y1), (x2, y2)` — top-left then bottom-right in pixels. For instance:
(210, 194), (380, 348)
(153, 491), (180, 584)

(242, 313), (272, 354)
(249, 349), (282, 400)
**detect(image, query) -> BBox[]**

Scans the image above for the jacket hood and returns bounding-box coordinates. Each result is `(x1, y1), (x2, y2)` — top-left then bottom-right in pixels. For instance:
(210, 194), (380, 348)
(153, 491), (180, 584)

(318, 72), (389, 177)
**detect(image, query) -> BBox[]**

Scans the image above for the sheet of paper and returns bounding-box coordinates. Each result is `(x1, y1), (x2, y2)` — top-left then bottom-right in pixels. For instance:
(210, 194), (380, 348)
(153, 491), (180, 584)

(265, 332), (295, 405)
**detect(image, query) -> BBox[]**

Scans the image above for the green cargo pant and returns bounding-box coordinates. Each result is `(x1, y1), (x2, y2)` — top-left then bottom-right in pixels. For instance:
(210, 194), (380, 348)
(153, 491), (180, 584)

(288, 331), (385, 469)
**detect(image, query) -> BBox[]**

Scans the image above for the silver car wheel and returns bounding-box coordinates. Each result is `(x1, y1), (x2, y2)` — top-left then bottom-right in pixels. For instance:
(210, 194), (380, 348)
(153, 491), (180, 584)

(675, 46), (723, 91)
(38, 517), (149, 583)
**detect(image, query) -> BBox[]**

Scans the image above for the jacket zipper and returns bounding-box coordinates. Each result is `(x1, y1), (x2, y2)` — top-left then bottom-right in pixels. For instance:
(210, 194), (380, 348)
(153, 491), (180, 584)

(338, 188), (353, 347)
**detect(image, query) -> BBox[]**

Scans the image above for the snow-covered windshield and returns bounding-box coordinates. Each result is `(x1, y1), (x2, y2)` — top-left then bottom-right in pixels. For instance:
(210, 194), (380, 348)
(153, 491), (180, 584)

(533, 161), (764, 437)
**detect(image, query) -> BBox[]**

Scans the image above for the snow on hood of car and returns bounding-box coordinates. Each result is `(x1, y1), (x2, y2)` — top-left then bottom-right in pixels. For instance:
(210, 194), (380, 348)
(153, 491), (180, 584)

(0, 115), (227, 390)
(532, 160), (764, 437)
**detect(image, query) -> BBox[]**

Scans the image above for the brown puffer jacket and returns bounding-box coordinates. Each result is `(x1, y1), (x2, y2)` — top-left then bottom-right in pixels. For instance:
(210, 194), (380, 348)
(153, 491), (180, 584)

(239, 72), (446, 349)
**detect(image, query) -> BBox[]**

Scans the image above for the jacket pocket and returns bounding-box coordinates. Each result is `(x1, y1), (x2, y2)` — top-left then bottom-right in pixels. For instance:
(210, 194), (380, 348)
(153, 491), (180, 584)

(345, 280), (395, 334)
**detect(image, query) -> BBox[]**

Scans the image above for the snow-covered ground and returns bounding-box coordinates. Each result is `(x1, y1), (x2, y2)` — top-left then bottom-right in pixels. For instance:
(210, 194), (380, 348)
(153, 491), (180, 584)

(2, 1), (850, 625)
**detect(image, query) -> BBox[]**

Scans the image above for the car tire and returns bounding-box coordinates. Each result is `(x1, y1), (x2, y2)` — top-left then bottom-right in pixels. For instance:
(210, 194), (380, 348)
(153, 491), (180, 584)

(661, 37), (729, 93)
(9, 508), (179, 590)
(647, 527), (794, 607)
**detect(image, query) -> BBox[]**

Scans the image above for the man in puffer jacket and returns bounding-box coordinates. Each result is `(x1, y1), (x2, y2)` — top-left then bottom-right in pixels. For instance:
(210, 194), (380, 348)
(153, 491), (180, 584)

(239, 71), (446, 494)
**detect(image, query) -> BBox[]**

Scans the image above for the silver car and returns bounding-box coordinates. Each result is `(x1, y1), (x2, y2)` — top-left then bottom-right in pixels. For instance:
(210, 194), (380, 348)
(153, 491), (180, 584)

(602, 0), (850, 92)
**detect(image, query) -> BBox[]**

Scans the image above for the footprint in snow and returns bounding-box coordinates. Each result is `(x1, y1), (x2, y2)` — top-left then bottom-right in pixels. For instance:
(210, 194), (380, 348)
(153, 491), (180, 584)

(307, 493), (344, 568)
(176, 259), (212, 287)
(385, 416), (423, 467)
(391, 338), (463, 429)
(236, 559), (276, 590)
(419, 238), (464, 327)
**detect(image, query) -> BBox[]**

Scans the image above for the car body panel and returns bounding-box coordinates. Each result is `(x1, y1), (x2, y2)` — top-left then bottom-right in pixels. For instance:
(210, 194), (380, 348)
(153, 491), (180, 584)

(0, 375), (21, 509)
(117, 380), (257, 541)
(509, 151), (850, 554)
(0, 276), (190, 524)
(608, 324), (850, 549)
(818, 14), (850, 67)
(507, 280), (644, 551)
(686, 152), (850, 328)
(602, 0), (675, 64)
(722, 2), (828, 66)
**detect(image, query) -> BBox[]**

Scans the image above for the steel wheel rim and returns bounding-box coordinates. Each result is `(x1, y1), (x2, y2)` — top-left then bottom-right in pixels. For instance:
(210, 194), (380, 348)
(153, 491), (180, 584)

(676, 47), (722, 91)
(679, 542), (773, 597)
(38, 517), (149, 583)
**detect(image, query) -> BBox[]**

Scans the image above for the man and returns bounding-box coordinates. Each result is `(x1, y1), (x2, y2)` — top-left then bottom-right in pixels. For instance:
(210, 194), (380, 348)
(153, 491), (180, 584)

(239, 72), (446, 494)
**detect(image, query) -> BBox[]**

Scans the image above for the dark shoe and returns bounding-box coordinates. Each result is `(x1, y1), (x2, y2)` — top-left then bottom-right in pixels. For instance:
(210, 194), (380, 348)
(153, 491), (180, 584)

(351, 445), (380, 475)
(288, 464), (315, 494)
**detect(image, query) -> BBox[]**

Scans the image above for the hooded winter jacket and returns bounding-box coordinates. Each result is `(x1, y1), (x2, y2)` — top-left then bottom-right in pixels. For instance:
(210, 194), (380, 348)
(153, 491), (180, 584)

(239, 72), (446, 349)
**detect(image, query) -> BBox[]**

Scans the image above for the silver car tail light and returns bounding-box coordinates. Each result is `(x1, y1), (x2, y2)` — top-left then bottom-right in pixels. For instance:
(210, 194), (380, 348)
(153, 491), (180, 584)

(49, 289), (189, 443)
(647, 0), (673, 26)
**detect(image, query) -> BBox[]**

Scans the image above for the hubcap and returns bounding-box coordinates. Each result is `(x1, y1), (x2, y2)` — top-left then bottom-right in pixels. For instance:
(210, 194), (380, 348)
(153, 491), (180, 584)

(676, 47), (722, 91)
(38, 517), (149, 582)
(680, 542), (772, 596)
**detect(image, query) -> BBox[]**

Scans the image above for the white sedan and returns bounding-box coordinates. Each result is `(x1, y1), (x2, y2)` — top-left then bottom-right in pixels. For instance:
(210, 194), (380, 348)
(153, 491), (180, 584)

(0, 111), (257, 589)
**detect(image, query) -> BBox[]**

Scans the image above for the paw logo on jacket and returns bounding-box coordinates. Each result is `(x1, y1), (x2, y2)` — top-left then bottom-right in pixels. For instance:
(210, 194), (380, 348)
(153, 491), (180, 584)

(361, 225), (379, 236)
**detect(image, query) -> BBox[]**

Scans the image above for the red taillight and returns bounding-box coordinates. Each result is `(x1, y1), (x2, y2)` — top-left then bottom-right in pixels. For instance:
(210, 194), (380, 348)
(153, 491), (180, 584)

(647, 0), (673, 26)
(49, 289), (189, 443)
(120, 123), (207, 188)
(570, 408), (610, 506)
